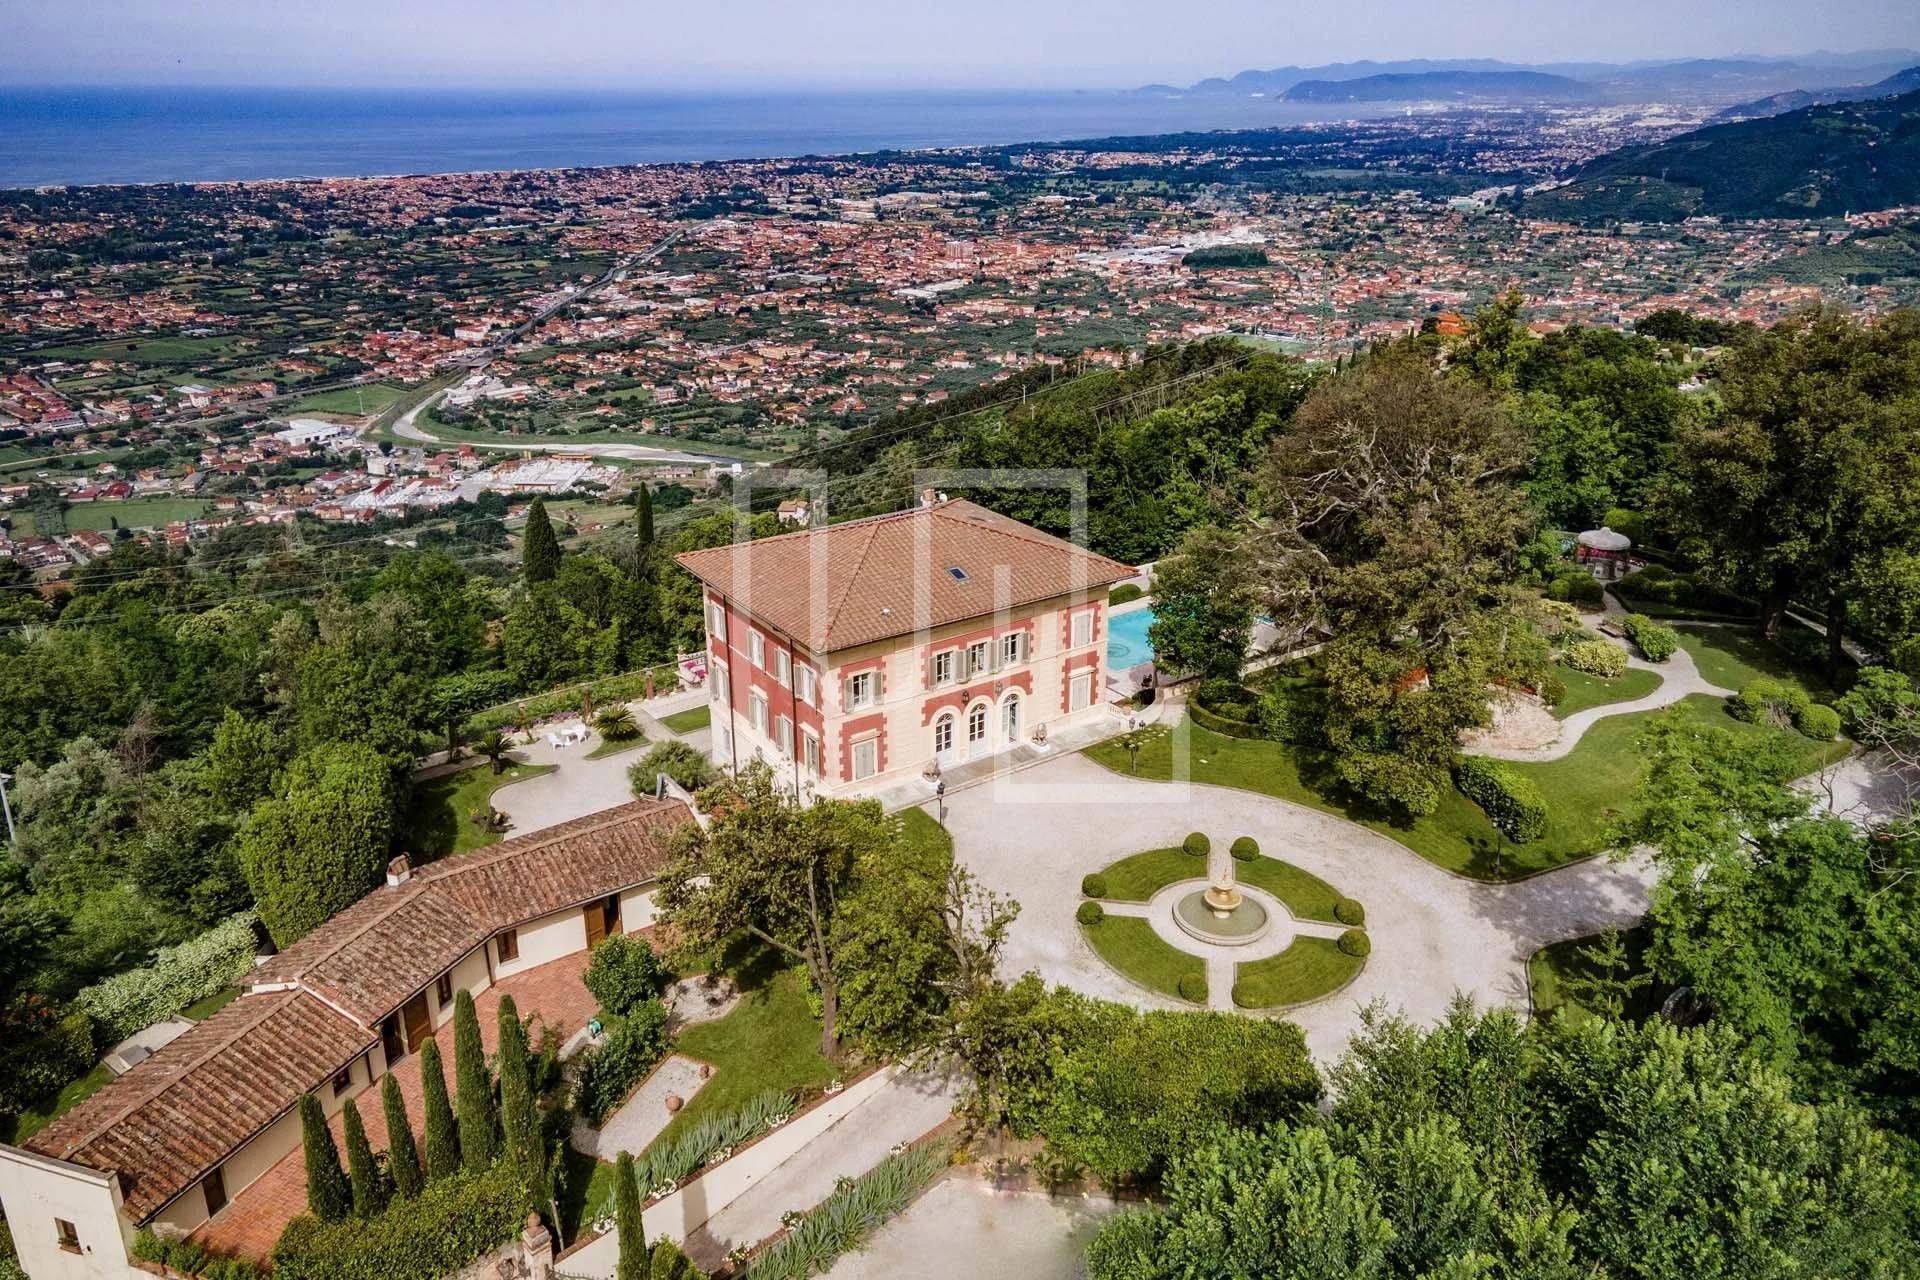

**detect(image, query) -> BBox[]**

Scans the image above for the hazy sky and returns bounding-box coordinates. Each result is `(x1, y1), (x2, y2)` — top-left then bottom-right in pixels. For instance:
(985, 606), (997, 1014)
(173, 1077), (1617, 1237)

(4, 0), (1918, 90)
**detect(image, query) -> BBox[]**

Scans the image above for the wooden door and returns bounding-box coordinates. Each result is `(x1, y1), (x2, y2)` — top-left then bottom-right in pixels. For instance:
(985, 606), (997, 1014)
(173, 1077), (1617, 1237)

(202, 1165), (228, 1217)
(585, 899), (608, 949)
(401, 992), (431, 1053)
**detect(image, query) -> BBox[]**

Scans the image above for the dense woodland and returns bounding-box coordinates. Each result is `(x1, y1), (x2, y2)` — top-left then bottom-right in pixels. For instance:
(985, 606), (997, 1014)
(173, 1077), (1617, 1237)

(6, 298), (1920, 1279)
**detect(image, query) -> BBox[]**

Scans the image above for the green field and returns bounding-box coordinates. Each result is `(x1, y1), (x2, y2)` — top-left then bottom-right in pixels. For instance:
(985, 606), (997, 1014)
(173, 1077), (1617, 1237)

(290, 382), (409, 415)
(1551, 664), (1663, 719)
(1087, 695), (1847, 880)
(1675, 624), (1847, 700)
(34, 335), (242, 366)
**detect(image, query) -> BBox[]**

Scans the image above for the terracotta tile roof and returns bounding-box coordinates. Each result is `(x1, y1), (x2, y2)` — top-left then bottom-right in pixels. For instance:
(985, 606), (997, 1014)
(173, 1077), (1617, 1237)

(22, 797), (693, 1223)
(24, 991), (375, 1223)
(674, 498), (1136, 652)
(252, 797), (694, 1023)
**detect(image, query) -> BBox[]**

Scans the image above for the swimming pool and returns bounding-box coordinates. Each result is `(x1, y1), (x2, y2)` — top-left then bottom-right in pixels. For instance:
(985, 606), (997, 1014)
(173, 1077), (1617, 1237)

(1107, 606), (1156, 670)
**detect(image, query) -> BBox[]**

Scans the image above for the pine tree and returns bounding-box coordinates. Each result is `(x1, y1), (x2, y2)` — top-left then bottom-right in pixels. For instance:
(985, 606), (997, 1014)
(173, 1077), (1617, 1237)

(419, 1038), (461, 1182)
(496, 994), (543, 1190)
(380, 1074), (424, 1199)
(342, 1098), (386, 1217)
(299, 1093), (351, 1223)
(634, 484), (655, 560)
(523, 497), (560, 584)
(453, 988), (499, 1171)
(614, 1151), (647, 1280)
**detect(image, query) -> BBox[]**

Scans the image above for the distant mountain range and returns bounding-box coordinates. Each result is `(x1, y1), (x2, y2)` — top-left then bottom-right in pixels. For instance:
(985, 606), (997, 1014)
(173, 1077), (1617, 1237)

(1138, 50), (1920, 105)
(1282, 71), (1598, 103)
(1521, 87), (1920, 222)
(1712, 64), (1920, 120)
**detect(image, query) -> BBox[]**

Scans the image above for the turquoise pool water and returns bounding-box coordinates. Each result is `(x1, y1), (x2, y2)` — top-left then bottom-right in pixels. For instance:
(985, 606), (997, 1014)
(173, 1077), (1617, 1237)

(1107, 607), (1156, 670)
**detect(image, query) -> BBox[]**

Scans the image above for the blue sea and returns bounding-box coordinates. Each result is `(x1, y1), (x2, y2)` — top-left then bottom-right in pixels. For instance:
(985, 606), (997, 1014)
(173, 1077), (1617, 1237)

(0, 86), (1397, 189)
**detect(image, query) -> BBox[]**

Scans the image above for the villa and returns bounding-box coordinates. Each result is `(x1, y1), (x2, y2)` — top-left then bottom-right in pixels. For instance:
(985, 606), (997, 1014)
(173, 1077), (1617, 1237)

(674, 492), (1136, 798)
(0, 797), (694, 1280)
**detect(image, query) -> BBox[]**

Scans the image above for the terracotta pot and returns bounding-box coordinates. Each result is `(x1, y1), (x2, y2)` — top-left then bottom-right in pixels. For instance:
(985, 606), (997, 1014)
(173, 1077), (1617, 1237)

(665, 1094), (683, 1112)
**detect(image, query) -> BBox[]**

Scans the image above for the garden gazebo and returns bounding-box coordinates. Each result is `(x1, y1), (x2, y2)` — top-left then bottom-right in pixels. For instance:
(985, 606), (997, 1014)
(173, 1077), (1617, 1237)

(1574, 526), (1632, 581)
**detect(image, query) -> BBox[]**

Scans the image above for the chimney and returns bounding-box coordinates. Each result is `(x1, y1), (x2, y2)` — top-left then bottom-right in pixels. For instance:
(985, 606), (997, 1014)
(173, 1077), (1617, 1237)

(386, 855), (412, 888)
(919, 487), (938, 509)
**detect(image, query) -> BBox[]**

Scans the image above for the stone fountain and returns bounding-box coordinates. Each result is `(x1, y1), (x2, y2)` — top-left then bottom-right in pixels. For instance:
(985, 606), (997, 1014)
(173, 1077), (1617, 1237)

(1173, 846), (1270, 946)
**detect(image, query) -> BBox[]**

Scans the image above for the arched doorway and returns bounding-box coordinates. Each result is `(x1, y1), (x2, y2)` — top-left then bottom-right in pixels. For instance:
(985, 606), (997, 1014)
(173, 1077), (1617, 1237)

(1001, 692), (1022, 745)
(966, 701), (989, 758)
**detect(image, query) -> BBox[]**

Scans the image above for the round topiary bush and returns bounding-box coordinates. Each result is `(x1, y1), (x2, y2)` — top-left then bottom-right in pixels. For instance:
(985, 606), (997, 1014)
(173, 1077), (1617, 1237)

(1230, 979), (1257, 1009)
(1334, 898), (1365, 927)
(1182, 832), (1210, 857)
(1795, 702), (1841, 741)
(1076, 901), (1104, 926)
(1176, 972), (1207, 1004)
(1229, 836), (1259, 861)
(1338, 928), (1371, 958)
(1080, 872), (1108, 898)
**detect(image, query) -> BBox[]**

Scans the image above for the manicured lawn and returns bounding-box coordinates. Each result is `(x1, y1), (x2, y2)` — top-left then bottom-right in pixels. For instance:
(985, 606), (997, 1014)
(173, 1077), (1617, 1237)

(1551, 664), (1662, 719)
(1081, 914), (1205, 1002)
(1233, 938), (1363, 1010)
(1529, 924), (1663, 1025)
(1085, 695), (1848, 881)
(1090, 847), (1347, 923)
(655, 966), (835, 1149)
(181, 986), (241, 1021)
(660, 704), (712, 735)
(584, 733), (648, 761)
(402, 761), (556, 861)
(1675, 624), (1846, 699)
(63, 496), (213, 533)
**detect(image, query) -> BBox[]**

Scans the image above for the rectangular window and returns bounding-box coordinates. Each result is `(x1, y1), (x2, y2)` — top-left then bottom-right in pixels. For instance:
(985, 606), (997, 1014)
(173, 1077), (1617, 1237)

(846, 671), (876, 709)
(750, 691), (769, 734)
(803, 730), (822, 776)
(332, 1064), (354, 1098)
(796, 665), (816, 706)
(749, 631), (766, 668)
(967, 641), (990, 676)
(775, 649), (791, 687)
(776, 715), (794, 756)
(713, 664), (730, 706)
(435, 973), (454, 1007)
(706, 601), (727, 642)
(1071, 610), (1094, 648)
(932, 650), (955, 685)
(1001, 632), (1024, 666)
(55, 1219), (79, 1253)
(852, 736), (879, 780)
(1070, 670), (1093, 711)
(496, 928), (519, 963)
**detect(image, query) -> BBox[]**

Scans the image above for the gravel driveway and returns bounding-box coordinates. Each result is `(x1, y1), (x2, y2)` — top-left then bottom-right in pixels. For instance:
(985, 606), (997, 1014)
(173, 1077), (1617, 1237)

(935, 752), (1655, 1062)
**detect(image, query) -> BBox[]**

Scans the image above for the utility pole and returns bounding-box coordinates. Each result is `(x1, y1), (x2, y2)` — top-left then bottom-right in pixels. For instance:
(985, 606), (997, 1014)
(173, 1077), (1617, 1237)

(0, 771), (15, 846)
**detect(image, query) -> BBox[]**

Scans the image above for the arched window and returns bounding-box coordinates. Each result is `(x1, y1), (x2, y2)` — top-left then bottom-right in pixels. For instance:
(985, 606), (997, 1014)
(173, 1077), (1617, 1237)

(1002, 693), (1021, 741)
(933, 714), (954, 756)
(967, 702), (988, 745)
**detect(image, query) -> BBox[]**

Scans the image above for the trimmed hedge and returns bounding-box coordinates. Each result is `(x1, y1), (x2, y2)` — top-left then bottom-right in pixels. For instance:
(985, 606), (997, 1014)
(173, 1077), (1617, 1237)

(461, 667), (677, 738)
(76, 913), (257, 1043)
(1795, 702), (1842, 741)
(133, 1230), (265, 1280)
(1108, 583), (1145, 606)
(1334, 898), (1365, 927)
(1338, 929), (1371, 958)
(1175, 973), (1208, 1004)
(1229, 836), (1259, 862)
(1621, 613), (1679, 663)
(572, 1001), (670, 1126)
(1729, 677), (1810, 728)
(1181, 832), (1210, 857)
(1186, 699), (1262, 739)
(1547, 571), (1604, 607)
(272, 1162), (530, 1280)
(1076, 901), (1105, 926)
(1080, 873), (1108, 898)
(1454, 757), (1549, 844)
(1563, 639), (1628, 678)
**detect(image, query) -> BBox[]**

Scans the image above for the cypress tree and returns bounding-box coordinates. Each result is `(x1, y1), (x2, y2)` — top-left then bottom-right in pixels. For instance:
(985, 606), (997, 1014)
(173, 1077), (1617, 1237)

(496, 995), (543, 1188)
(634, 484), (655, 559)
(614, 1151), (647, 1280)
(453, 988), (499, 1171)
(380, 1074), (424, 1199)
(299, 1093), (351, 1223)
(523, 497), (560, 584)
(419, 1037), (461, 1182)
(342, 1098), (386, 1217)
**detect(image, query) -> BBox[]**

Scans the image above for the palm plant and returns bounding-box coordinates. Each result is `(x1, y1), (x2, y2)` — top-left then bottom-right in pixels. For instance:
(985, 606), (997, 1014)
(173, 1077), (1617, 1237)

(476, 730), (513, 775)
(596, 706), (642, 743)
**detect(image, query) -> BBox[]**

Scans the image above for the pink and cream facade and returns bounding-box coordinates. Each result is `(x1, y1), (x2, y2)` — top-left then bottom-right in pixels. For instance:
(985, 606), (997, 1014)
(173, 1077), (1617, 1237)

(676, 497), (1135, 797)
